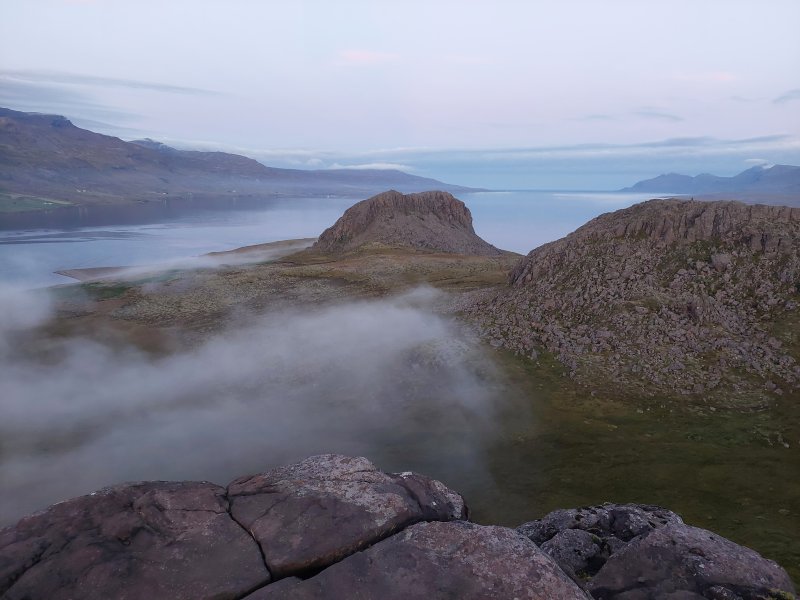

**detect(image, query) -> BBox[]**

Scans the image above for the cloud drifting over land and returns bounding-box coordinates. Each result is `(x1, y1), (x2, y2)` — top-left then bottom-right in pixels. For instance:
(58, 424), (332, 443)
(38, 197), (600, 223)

(0, 286), (511, 526)
(233, 134), (800, 189)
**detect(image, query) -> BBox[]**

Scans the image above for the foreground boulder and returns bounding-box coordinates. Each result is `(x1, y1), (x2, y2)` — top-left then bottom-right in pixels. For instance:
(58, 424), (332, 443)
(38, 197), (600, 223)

(313, 189), (502, 255)
(252, 521), (588, 600)
(0, 455), (468, 600)
(519, 503), (796, 599)
(1, 459), (795, 599)
(518, 503), (684, 580)
(0, 481), (269, 600)
(226, 454), (466, 578)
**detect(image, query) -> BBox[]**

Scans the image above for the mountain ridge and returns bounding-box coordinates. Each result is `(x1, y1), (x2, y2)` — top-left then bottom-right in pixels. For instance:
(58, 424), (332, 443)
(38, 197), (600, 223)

(0, 107), (477, 210)
(621, 164), (800, 195)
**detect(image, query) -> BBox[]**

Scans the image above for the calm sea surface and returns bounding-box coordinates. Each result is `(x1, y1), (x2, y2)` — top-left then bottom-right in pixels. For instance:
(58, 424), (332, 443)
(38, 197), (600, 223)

(0, 191), (665, 287)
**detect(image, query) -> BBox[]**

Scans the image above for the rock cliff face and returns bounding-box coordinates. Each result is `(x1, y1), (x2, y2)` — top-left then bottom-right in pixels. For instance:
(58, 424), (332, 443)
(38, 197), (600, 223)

(0, 455), (794, 600)
(471, 199), (800, 402)
(313, 190), (501, 256)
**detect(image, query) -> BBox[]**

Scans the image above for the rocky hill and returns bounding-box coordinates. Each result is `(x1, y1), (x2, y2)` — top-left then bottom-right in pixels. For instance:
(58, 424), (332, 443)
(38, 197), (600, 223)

(313, 190), (502, 256)
(470, 199), (800, 404)
(0, 107), (474, 209)
(1, 454), (793, 599)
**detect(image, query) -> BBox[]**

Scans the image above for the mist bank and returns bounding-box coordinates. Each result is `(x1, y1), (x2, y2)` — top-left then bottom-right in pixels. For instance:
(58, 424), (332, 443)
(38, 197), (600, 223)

(0, 286), (516, 526)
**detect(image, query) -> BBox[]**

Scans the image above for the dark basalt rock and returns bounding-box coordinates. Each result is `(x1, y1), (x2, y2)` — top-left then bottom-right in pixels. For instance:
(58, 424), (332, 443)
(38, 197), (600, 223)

(589, 522), (795, 600)
(0, 463), (795, 600)
(249, 521), (589, 600)
(519, 504), (796, 600)
(519, 503), (684, 546)
(0, 481), (269, 600)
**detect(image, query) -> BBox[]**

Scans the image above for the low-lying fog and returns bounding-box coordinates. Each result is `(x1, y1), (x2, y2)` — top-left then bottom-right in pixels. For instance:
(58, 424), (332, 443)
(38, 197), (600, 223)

(0, 286), (518, 526)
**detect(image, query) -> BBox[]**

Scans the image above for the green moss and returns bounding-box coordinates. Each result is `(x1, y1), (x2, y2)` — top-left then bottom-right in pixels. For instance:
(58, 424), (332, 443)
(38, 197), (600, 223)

(0, 193), (73, 212)
(466, 349), (800, 585)
(80, 282), (132, 300)
(766, 590), (795, 600)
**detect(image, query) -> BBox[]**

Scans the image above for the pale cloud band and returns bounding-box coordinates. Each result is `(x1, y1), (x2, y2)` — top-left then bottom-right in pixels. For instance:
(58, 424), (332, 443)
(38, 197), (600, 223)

(0, 69), (220, 96)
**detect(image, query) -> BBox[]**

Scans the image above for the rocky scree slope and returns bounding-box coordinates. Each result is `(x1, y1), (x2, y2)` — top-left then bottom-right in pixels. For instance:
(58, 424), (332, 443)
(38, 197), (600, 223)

(0, 455), (794, 600)
(313, 190), (502, 256)
(470, 199), (800, 402)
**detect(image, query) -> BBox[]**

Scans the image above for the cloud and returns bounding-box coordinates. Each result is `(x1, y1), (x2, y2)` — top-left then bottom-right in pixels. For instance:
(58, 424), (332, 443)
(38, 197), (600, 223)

(672, 71), (738, 84)
(0, 69), (220, 96)
(633, 109), (684, 122)
(0, 287), (508, 525)
(573, 110), (684, 124)
(0, 285), (52, 353)
(574, 114), (617, 122)
(441, 54), (491, 66)
(150, 134), (800, 190)
(328, 162), (413, 171)
(773, 88), (800, 104)
(335, 49), (400, 66)
(213, 135), (800, 166)
(0, 77), (141, 123)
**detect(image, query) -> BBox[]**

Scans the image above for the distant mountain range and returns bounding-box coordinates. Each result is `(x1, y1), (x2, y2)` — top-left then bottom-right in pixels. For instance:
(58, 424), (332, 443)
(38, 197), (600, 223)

(0, 107), (475, 210)
(621, 164), (800, 196)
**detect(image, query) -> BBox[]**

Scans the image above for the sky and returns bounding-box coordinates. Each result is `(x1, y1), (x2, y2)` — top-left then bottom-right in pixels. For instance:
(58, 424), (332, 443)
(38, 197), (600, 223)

(1, 0), (799, 188)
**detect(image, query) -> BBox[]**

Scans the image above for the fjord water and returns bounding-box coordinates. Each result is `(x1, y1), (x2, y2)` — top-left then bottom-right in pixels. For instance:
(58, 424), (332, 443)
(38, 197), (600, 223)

(0, 190), (663, 287)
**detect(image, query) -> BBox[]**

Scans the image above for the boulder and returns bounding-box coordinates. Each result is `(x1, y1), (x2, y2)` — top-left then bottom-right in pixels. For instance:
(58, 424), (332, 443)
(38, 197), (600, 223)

(227, 454), (466, 578)
(0, 481), (269, 600)
(250, 520), (590, 599)
(1, 463), (794, 600)
(589, 522), (796, 600)
(518, 504), (796, 600)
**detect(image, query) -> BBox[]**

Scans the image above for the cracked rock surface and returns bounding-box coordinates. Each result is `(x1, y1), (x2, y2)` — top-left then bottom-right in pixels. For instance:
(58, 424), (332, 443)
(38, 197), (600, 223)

(1, 460), (795, 600)
(226, 454), (467, 578)
(251, 520), (589, 599)
(0, 455), (468, 600)
(0, 481), (269, 600)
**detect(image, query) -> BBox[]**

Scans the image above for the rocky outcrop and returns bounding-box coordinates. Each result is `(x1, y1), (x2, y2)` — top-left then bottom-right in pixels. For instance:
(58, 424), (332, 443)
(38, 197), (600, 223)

(518, 503), (684, 580)
(520, 503), (796, 599)
(470, 199), (800, 402)
(253, 521), (587, 600)
(0, 481), (269, 600)
(313, 190), (502, 255)
(226, 454), (466, 578)
(1, 457), (795, 600)
(0, 455), (471, 600)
